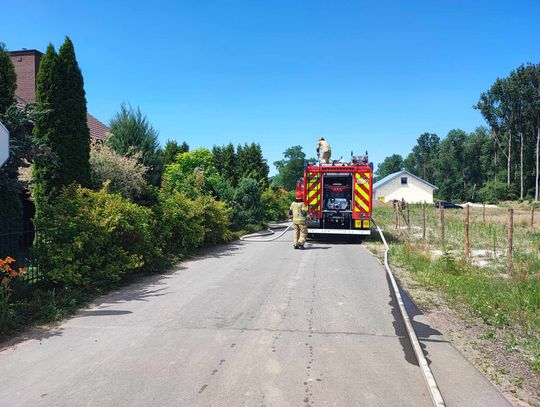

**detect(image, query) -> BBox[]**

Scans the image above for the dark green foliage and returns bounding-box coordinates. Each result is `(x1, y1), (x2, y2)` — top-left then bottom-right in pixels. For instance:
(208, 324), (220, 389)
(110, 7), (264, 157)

(403, 133), (440, 184)
(33, 38), (91, 208)
(212, 143), (238, 186)
(261, 186), (291, 221)
(236, 143), (269, 188)
(33, 44), (62, 204)
(375, 154), (403, 181)
(163, 148), (232, 200)
(108, 104), (164, 186)
(231, 178), (264, 230)
(153, 190), (205, 258)
(477, 180), (518, 203)
(0, 192), (23, 232)
(34, 186), (154, 287)
(273, 145), (306, 191)
(0, 104), (41, 193)
(198, 196), (232, 245)
(56, 37), (91, 188)
(475, 63), (540, 200)
(211, 142), (270, 189)
(163, 140), (189, 167)
(0, 43), (16, 114)
(435, 129), (468, 200)
(0, 103), (46, 233)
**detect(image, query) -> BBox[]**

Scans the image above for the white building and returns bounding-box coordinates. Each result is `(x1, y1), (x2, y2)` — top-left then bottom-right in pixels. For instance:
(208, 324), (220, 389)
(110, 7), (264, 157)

(373, 170), (438, 204)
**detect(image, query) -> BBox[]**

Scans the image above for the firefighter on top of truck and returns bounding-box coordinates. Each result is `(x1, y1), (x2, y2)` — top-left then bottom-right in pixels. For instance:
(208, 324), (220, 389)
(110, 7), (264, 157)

(316, 137), (331, 164)
(289, 193), (308, 249)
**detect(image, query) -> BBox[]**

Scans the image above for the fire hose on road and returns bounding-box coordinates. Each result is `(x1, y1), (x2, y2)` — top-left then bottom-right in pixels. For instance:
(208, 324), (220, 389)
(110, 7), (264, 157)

(372, 220), (446, 407)
(240, 222), (293, 242)
(242, 219), (446, 406)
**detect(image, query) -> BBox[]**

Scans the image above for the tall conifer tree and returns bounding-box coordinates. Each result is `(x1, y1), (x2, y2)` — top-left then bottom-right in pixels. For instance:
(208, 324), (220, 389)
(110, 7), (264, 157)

(33, 38), (91, 207)
(57, 36), (91, 187)
(33, 44), (62, 203)
(0, 43), (16, 114)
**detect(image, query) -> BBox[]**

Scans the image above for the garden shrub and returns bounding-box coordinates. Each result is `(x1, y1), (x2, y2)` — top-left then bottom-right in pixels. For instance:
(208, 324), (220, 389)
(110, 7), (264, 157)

(231, 177), (265, 231)
(261, 187), (291, 221)
(89, 142), (148, 200)
(196, 195), (232, 245)
(154, 190), (205, 258)
(34, 186), (154, 288)
(477, 180), (518, 203)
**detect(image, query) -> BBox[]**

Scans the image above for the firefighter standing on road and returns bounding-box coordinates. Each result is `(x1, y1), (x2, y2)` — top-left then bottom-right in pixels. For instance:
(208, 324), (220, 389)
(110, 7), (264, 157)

(316, 137), (331, 164)
(289, 194), (308, 249)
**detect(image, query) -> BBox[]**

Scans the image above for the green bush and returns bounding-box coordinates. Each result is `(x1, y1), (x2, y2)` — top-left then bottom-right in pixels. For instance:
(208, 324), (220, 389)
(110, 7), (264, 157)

(197, 196), (232, 245)
(34, 186), (154, 288)
(154, 191), (205, 258)
(231, 178), (265, 230)
(261, 187), (291, 221)
(477, 180), (518, 203)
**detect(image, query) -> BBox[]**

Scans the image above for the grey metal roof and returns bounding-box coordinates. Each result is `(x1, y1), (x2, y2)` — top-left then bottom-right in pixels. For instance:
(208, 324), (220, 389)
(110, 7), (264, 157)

(373, 170), (438, 190)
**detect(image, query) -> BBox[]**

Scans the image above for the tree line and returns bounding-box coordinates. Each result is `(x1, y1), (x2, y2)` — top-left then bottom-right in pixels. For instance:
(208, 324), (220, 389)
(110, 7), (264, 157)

(376, 63), (540, 203)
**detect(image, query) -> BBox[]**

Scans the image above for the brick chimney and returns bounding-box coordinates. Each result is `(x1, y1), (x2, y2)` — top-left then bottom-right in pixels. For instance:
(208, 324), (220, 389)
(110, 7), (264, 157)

(10, 49), (43, 103)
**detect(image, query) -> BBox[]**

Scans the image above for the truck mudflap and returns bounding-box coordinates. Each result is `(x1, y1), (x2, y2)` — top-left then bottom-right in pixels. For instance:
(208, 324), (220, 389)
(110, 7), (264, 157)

(307, 228), (371, 235)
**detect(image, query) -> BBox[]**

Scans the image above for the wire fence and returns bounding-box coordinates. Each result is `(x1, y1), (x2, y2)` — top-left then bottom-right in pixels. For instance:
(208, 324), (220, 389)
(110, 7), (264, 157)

(376, 202), (540, 278)
(0, 226), (44, 283)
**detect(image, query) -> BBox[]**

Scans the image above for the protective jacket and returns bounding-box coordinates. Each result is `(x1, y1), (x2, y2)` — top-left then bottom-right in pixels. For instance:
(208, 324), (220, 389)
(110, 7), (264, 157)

(316, 139), (331, 154)
(290, 201), (307, 223)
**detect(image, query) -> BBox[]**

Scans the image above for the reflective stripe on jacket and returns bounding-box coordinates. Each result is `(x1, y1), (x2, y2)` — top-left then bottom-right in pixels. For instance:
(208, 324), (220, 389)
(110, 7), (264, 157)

(290, 201), (307, 222)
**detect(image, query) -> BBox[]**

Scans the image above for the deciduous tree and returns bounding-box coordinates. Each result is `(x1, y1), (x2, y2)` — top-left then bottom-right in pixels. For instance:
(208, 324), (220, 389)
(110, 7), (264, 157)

(375, 154), (403, 181)
(273, 145), (306, 191)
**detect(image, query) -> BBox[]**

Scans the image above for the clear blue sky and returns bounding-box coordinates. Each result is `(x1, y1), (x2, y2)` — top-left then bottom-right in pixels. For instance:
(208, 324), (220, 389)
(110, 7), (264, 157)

(2, 0), (540, 174)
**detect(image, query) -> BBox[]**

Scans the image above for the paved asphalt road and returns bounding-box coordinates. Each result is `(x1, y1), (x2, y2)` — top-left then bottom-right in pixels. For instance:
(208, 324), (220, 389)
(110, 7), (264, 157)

(0, 229), (510, 406)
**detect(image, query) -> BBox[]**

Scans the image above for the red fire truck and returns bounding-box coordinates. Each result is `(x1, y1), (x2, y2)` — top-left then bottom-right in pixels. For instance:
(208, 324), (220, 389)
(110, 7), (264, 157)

(296, 155), (373, 237)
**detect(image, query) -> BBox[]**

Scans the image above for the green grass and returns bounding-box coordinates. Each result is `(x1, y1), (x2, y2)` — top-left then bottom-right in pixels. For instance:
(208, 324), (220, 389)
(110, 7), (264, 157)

(373, 205), (540, 373)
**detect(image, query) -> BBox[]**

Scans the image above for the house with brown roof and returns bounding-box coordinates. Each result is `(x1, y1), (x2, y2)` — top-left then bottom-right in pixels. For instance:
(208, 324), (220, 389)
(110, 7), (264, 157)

(10, 49), (109, 141)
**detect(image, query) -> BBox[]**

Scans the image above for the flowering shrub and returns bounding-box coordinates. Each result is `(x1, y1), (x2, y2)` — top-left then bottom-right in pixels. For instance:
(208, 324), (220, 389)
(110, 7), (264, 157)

(89, 142), (148, 200)
(0, 257), (26, 318)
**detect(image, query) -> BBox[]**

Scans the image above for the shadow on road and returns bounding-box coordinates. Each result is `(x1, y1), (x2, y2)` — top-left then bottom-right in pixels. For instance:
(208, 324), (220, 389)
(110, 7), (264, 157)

(78, 310), (133, 317)
(386, 272), (444, 367)
(308, 235), (365, 245)
(0, 326), (64, 352)
(194, 242), (243, 259)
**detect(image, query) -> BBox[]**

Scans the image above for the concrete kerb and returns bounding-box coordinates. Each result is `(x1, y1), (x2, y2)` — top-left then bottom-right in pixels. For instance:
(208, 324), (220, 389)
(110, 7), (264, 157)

(373, 221), (446, 407)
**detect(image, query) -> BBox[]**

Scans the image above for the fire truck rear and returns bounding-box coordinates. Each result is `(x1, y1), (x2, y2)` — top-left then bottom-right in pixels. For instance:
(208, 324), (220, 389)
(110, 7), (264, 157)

(296, 155), (373, 236)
